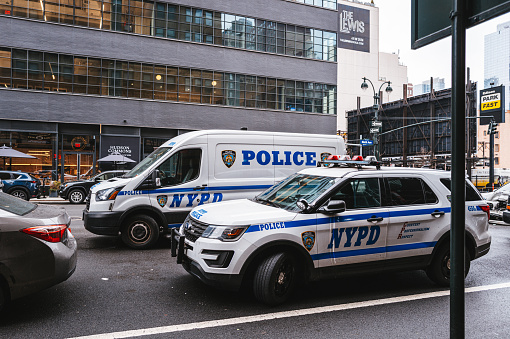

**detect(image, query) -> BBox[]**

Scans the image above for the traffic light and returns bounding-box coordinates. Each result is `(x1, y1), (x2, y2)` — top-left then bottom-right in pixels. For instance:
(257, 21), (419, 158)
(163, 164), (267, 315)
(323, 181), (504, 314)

(488, 121), (498, 135)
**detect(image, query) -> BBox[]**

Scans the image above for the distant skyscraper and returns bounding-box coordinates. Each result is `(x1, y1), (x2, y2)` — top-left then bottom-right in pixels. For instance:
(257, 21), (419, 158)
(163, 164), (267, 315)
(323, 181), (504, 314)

(413, 77), (446, 96)
(485, 21), (510, 110)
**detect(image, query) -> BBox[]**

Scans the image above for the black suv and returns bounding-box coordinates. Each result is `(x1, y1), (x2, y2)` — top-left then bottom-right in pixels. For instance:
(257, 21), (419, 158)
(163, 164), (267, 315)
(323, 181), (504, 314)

(58, 170), (128, 204)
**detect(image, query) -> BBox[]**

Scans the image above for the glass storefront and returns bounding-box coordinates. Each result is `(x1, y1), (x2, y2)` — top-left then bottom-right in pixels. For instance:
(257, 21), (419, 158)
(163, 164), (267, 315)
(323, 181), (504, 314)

(60, 134), (98, 182)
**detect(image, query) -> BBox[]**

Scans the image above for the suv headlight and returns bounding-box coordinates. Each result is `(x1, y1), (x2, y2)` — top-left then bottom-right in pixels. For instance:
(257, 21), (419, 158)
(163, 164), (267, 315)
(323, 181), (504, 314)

(201, 225), (248, 241)
(95, 186), (124, 201)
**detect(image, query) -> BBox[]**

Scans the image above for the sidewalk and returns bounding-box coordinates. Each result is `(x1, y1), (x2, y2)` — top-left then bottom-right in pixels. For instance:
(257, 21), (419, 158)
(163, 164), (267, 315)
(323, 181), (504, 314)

(32, 196), (68, 204)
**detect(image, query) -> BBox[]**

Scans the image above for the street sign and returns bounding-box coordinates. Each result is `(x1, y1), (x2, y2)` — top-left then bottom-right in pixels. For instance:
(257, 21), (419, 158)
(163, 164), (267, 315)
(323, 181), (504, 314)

(370, 128), (380, 134)
(371, 120), (382, 127)
(360, 139), (374, 146)
(411, 0), (510, 49)
(480, 85), (505, 124)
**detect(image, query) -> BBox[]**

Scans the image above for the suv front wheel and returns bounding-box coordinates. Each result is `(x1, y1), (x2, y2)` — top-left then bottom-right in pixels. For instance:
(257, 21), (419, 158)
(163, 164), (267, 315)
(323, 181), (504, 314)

(253, 252), (296, 305)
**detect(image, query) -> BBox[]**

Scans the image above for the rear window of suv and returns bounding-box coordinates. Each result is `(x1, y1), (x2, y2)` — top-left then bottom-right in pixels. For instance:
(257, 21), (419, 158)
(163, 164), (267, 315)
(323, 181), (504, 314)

(439, 179), (483, 201)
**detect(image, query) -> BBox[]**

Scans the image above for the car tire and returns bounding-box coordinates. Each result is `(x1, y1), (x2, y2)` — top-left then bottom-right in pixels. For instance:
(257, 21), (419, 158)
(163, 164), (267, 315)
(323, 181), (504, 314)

(68, 189), (86, 204)
(0, 279), (8, 314)
(9, 188), (29, 201)
(121, 215), (159, 249)
(253, 252), (296, 305)
(426, 242), (471, 287)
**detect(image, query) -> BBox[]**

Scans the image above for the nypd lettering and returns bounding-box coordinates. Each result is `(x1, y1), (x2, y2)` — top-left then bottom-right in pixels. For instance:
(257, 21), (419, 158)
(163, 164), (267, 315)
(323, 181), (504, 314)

(169, 193), (223, 208)
(241, 150), (316, 166)
(191, 209), (208, 220)
(258, 222), (286, 232)
(327, 226), (380, 249)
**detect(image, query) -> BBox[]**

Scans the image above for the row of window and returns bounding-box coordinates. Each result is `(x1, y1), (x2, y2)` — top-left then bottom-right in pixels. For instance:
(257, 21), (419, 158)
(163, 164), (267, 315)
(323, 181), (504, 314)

(0, 0), (337, 61)
(0, 48), (337, 114)
(288, 0), (337, 10)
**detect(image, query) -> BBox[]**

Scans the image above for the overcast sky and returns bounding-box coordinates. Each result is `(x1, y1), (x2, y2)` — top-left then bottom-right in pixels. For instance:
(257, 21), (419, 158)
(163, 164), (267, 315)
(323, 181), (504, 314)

(375, 0), (510, 89)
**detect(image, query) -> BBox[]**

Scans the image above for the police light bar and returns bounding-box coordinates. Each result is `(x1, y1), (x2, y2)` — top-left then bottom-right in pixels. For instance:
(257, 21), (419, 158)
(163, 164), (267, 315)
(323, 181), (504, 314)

(318, 154), (381, 169)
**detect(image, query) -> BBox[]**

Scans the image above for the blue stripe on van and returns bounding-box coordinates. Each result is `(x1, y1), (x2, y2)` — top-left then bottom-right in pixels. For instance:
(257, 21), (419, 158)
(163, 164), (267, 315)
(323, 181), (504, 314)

(118, 184), (272, 196)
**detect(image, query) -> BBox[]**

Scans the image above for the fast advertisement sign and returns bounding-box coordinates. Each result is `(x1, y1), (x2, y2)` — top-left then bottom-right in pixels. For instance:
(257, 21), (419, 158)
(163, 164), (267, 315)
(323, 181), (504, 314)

(337, 4), (370, 53)
(480, 85), (505, 125)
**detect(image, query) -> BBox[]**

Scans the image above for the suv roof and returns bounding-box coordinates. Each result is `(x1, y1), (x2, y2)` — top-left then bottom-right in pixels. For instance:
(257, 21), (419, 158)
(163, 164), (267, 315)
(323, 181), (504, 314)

(300, 165), (451, 178)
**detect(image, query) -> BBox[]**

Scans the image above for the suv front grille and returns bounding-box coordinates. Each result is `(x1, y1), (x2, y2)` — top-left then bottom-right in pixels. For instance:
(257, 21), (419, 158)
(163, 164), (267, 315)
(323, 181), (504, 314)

(183, 217), (209, 243)
(85, 192), (91, 211)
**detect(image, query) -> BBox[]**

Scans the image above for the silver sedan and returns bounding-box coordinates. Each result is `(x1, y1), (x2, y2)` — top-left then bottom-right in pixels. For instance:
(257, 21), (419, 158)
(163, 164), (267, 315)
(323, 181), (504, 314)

(0, 192), (77, 311)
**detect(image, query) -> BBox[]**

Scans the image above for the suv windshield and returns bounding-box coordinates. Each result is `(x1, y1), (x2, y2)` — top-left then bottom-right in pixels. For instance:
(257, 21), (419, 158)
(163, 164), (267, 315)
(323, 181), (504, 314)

(0, 192), (37, 215)
(256, 174), (338, 212)
(124, 147), (173, 178)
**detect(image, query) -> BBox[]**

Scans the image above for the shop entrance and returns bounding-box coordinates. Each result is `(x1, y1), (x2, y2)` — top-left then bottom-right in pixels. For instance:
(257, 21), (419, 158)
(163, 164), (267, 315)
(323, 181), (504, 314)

(62, 152), (95, 182)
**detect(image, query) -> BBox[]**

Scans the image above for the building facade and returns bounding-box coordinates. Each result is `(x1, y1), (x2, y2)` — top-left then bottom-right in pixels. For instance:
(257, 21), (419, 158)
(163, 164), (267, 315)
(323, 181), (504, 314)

(336, 0), (408, 134)
(485, 21), (510, 110)
(413, 77), (446, 96)
(0, 0), (338, 180)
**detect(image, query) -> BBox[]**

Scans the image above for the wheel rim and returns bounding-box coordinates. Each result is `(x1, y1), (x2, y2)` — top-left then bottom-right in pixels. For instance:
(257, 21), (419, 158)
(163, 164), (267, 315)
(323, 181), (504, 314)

(273, 260), (294, 297)
(70, 191), (83, 203)
(441, 251), (451, 279)
(130, 222), (151, 243)
(12, 190), (26, 199)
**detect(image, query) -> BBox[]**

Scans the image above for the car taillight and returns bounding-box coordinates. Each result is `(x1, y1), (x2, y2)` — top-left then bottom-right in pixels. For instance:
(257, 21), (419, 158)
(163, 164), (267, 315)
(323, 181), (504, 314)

(479, 205), (490, 220)
(21, 224), (68, 243)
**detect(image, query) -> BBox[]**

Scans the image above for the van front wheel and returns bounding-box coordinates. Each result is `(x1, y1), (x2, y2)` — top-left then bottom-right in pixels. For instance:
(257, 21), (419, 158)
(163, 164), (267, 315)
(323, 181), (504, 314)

(122, 215), (159, 249)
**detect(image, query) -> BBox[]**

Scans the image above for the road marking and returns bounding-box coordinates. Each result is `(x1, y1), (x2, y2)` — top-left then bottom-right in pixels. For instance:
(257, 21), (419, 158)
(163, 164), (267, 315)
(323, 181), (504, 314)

(68, 281), (510, 339)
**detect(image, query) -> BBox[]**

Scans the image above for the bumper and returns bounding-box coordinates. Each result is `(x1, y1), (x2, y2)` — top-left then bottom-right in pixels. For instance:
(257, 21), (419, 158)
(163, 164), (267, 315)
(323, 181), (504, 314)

(83, 209), (123, 236)
(170, 229), (243, 290)
(474, 241), (491, 259)
(58, 189), (68, 199)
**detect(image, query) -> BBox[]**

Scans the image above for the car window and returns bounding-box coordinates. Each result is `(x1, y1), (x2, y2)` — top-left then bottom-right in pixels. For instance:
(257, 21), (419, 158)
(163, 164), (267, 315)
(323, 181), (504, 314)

(385, 177), (437, 206)
(0, 173), (11, 180)
(331, 178), (381, 209)
(157, 148), (201, 187)
(440, 178), (483, 201)
(0, 192), (37, 215)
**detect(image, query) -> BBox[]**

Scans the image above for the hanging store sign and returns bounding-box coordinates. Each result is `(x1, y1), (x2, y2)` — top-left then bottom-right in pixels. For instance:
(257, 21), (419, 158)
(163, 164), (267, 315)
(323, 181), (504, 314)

(480, 85), (505, 125)
(337, 4), (370, 53)
(100, 135), (140, 162)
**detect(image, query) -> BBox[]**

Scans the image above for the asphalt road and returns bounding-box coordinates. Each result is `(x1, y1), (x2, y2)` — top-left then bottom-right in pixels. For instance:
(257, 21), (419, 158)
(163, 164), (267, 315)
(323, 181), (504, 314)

(1, 203), (510, 339)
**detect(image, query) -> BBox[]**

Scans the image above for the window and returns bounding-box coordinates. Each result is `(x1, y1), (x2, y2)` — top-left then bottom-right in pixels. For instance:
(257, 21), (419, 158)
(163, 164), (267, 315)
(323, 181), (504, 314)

(385, 177), (437, 206)
(440, 178), (482, 201)
(156, 148), (201, 186)
(332, 178), (381, 209)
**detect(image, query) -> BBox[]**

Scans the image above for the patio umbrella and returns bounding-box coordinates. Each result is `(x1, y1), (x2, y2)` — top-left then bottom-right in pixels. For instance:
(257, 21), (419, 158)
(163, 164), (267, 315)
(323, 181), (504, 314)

(97, 151), (136, 169)
(0, 145), (36, 170)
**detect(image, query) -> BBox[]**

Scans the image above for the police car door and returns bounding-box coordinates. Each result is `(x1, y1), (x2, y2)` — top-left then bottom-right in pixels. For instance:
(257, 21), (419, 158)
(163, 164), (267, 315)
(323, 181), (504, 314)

(148, 146), (208, 229)
(383, 176), (446, 261)
(316, 175), (388, 268)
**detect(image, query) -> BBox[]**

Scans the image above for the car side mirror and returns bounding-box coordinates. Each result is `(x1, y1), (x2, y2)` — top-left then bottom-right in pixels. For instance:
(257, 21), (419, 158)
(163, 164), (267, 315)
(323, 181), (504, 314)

(320, 200), (346, 214)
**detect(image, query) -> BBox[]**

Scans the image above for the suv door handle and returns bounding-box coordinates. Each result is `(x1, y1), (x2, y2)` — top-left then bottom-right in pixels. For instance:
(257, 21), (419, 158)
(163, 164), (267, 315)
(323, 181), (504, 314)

(193, 185), (207, 191)
(367, 216), (383, 223)
(431, 210), (445, 218)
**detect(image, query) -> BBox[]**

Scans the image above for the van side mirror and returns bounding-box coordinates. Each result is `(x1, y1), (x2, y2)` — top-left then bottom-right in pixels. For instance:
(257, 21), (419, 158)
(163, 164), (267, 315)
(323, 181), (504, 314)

(319, 200), (346, 214)
(137, 171), (161, 189)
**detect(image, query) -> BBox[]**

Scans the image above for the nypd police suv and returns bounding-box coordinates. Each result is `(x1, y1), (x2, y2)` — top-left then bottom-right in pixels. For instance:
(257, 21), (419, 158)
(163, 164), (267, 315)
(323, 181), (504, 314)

(83, 130), (345, 249)
(171, 157), (491, 305)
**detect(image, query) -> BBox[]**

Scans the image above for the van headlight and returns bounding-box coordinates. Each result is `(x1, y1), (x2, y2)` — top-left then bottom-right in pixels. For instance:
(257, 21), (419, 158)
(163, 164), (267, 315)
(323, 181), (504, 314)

(201, 225), (248, 241)
(95, 186), (124, 201)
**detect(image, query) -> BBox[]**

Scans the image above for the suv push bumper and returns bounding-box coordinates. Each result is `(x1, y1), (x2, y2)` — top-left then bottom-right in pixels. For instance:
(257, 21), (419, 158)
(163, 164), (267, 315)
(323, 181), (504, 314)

(503, 210), (510, 224)
(170, 228), (243, 290)
(83, 209), (123, 236)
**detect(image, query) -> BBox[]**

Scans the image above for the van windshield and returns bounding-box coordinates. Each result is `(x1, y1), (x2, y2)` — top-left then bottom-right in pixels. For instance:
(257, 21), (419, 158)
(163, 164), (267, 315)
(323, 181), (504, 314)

(255, 174), (338, 212)
(124, 147), (173, 178)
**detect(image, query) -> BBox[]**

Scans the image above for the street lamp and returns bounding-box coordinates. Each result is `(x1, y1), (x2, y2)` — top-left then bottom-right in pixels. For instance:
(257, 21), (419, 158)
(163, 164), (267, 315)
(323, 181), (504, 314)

(361, 77), (393, 160)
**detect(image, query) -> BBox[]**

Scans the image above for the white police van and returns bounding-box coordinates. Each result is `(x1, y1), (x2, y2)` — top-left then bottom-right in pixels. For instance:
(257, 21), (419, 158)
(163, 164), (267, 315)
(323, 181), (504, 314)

(83, 130), (345, 249)
(172, 157), (491, 305)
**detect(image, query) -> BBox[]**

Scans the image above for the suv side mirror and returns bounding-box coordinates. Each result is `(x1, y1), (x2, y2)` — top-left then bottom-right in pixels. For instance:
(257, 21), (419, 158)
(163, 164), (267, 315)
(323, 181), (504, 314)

(320, 200), (346, 214)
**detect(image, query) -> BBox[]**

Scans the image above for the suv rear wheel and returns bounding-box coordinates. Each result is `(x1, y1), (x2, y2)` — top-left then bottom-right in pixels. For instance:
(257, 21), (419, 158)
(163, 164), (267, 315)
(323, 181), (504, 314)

(253, 252), (296, 305)
(9, 188), (29, 201)
(68, 189), (86, 204)
(426, 242), (471, 286)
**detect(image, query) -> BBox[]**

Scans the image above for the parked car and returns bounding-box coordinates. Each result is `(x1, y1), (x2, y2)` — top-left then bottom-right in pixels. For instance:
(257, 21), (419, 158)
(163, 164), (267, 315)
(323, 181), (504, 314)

(0, 170), (41, 200)
(58, 170), (128, 204)
(0, 192), (77, 311)
(481, 183), (510, 220)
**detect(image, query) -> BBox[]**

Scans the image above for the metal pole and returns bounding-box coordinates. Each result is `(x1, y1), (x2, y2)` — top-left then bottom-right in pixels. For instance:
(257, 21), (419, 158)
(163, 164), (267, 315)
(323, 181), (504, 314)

(490, 125), (495, 191)
(451, 0), (466, 337)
